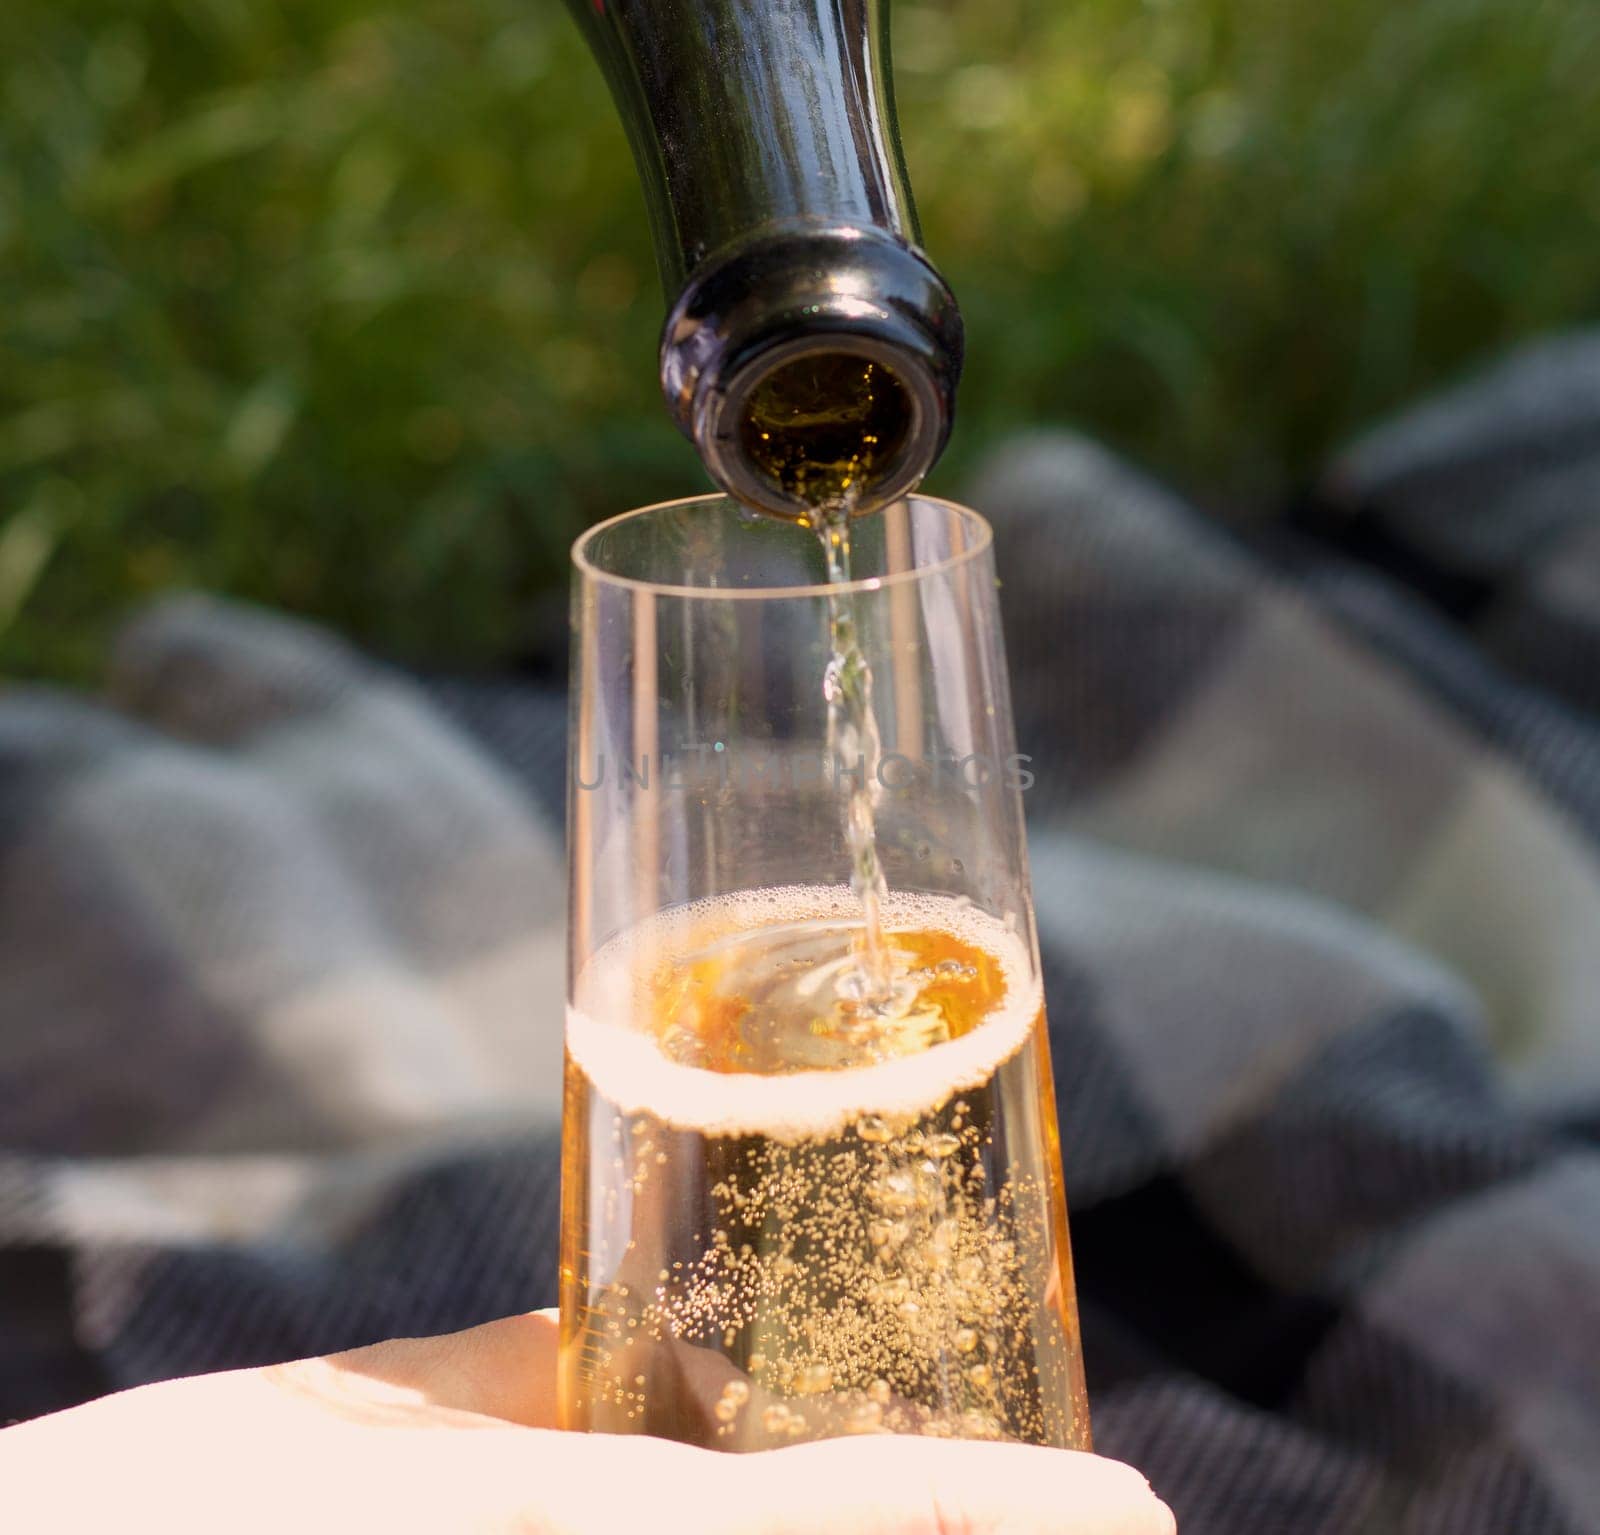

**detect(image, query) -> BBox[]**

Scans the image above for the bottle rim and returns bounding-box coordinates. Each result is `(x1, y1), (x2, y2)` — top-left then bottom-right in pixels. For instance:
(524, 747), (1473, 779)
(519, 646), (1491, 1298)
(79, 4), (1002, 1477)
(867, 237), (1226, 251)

(657, 223), (963, 521)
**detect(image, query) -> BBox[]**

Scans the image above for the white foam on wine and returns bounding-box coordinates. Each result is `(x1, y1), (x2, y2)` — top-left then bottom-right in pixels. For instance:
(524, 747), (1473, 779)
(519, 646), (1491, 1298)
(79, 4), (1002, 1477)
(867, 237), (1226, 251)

(566, 886), (1042, 1142)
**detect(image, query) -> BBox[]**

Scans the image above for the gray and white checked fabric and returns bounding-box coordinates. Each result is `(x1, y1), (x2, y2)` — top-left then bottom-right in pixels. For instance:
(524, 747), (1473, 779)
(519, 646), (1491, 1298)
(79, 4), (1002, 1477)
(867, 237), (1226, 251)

(4, 334), (1600, 1533)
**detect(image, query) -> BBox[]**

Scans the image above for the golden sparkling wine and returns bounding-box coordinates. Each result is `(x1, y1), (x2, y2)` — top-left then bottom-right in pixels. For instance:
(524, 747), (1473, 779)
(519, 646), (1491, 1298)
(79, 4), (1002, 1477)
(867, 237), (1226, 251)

(745, 351), (915, 1005)
(739, 355), (912, 513)
(558, 886), (1091, 1451)
(816, 500), (895, 1001)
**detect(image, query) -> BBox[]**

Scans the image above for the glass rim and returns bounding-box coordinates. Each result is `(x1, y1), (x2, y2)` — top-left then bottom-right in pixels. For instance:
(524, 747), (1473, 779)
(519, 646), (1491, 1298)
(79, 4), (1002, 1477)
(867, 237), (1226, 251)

(571, 492), (994, 602)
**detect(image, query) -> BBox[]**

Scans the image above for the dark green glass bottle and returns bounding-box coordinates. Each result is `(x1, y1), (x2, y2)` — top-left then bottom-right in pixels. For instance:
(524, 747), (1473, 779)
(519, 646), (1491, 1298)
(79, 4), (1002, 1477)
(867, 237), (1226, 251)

(566, 0), (963, 520)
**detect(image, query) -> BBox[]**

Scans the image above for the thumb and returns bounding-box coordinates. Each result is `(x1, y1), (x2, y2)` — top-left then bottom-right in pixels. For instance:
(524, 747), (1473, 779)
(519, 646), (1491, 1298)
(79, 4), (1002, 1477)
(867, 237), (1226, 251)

(330, 1312), (1173, 1533)
(719, 1433), (1176, 1535)
(512, 1423), (1174, 1535)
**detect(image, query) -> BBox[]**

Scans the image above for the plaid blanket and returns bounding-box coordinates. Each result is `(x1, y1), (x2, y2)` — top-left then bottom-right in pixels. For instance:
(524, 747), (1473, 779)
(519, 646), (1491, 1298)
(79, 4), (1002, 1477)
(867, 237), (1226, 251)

(3, 333), (1599, 1533)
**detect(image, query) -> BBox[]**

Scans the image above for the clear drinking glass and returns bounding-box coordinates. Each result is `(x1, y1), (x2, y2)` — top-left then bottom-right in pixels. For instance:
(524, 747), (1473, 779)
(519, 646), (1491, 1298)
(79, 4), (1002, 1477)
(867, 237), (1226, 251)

(560, 494), (1090, 1452)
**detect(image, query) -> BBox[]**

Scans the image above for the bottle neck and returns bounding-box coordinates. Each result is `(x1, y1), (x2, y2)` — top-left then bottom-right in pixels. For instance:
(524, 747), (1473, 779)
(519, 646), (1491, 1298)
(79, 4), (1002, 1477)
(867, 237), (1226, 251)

(572, 0), (919, 291)
(570, 0), (963, 518)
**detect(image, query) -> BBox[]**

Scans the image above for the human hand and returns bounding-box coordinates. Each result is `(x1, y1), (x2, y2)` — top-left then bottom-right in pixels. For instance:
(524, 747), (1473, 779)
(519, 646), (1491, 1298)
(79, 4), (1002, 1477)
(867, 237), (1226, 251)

(1, 1310), (1174, 1534)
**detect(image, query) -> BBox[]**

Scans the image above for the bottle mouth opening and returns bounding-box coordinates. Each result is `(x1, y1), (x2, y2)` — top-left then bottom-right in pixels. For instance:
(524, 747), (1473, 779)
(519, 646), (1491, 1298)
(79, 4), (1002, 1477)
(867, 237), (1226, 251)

(658, 224), (963, 522)
(696, 335), (942, 522)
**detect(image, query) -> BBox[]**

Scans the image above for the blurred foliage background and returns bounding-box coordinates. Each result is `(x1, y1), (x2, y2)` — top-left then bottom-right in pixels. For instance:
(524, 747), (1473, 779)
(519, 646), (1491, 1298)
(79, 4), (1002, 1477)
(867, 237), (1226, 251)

(4, 0), (1599, 679)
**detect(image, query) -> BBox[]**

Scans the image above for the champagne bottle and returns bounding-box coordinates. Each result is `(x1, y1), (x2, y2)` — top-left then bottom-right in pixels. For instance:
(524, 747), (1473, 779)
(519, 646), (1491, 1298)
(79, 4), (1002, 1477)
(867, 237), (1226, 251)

(566, 0), (964, 519)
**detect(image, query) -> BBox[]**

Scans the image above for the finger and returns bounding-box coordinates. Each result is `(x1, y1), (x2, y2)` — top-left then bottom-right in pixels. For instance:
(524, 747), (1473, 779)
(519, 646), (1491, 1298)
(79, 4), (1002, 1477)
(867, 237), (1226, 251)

(724, 1435), (1176, 1535)
(323, 1309), (562, 1429)
(494, 1426), (1174, 1535)
(325, 1318), (1176, 1533)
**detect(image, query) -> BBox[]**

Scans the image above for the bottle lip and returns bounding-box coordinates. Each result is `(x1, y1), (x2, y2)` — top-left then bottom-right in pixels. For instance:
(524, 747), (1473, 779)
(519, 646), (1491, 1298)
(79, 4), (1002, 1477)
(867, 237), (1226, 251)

(660, 223), (963, 520)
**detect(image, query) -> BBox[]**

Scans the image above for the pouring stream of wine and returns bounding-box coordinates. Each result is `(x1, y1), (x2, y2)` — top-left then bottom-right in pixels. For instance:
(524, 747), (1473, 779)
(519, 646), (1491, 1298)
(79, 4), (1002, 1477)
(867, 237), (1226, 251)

(817, 497), (894, 1005)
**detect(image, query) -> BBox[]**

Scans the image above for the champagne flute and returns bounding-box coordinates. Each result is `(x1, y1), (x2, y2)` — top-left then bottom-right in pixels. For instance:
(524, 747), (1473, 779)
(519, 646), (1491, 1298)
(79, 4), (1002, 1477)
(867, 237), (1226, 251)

(560, 493), (1090, 1452)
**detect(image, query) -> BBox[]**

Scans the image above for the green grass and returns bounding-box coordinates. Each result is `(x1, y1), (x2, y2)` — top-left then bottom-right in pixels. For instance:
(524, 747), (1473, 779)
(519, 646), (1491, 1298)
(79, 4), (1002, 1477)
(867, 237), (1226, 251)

(4, 0), (1599, 679)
